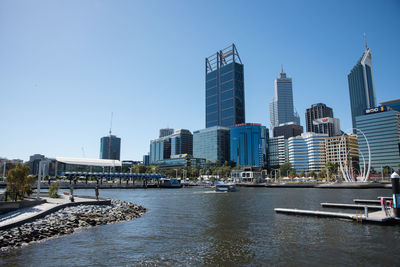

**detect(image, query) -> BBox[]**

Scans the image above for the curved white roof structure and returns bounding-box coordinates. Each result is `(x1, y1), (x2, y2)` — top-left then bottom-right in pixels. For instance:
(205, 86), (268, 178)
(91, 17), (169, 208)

(55, 157), (122, 167)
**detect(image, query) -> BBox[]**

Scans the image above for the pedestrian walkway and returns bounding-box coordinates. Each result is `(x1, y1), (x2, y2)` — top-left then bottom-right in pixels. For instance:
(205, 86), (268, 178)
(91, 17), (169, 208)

(0, 195), (110, 230)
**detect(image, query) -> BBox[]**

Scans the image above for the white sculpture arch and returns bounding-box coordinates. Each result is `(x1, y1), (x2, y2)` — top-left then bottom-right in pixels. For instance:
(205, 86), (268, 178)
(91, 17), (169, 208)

(338, 128), (371, 183)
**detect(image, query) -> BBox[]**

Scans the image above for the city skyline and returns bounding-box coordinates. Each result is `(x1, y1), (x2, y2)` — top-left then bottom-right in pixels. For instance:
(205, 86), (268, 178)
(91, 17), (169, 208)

(1, 0), (399, 161)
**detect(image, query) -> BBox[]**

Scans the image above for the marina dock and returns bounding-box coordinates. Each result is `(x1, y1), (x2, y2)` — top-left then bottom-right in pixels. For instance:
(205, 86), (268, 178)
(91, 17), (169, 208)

(320, 202), (382, 210)
(274, 208), (396, 224)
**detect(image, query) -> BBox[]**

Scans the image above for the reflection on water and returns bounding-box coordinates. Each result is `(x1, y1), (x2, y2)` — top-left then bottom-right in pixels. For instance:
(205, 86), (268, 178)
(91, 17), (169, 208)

(1, 187), (399, 266)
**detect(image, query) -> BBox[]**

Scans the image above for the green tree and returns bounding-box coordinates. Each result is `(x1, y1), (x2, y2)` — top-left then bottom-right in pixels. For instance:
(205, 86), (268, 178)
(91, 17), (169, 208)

(48, 182), (59, 198)
(279, 162), (293, 177)
(299, 170), (305, 177)
(325, 162), (339, 180)
(309, 170), (316, 178)
(320, 168), (327, 179)
(134, 165), (147, 173)
(289, 168), (296, 177)
(5, 164), (34, 201)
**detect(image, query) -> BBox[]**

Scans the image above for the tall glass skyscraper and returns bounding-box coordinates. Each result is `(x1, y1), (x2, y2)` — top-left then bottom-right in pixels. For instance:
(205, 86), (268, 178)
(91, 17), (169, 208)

(205, 44), (245, 128)
(193, 126), (230, 164)
(100, 135), (121, 160)
(269, 67), (300, 132)
(348, 42), (377, 132)
(230, 123), (268, 167)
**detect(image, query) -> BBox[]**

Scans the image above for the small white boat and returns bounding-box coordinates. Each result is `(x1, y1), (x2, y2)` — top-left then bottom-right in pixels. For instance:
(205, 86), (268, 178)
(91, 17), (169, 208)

(215, 183), (237, 192)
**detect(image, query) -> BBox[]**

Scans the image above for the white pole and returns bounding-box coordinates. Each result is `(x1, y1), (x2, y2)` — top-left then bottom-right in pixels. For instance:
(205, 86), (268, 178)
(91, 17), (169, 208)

(2, 161), (6, 178)
(37, 161), (42, 200)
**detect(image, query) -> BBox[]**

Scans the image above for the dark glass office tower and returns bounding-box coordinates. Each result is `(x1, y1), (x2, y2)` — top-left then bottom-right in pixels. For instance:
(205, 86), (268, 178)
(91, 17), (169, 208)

(305, 103), (334, 132)
(100, 135), (121, 160)
(348, 42), (377, 132)
(205, 44), (245, 128)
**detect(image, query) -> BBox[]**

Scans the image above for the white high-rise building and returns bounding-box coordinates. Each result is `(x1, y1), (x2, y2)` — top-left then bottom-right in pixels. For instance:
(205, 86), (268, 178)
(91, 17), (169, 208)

(288, 132), (328, 172)
(269, 67), (300, 132)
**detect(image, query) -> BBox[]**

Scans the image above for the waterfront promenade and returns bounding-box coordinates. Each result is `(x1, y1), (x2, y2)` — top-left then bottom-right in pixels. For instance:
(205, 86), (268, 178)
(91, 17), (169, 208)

(0, 195), (110, 231)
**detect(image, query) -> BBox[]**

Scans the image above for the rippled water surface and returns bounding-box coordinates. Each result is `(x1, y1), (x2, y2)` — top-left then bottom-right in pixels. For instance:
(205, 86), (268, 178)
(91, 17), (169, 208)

(1, 187), (399, 266)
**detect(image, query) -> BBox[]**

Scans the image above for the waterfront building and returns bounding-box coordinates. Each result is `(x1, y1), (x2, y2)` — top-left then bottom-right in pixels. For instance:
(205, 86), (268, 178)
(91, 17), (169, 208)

(288, 132), (328, 172)
(56, 157), (121, 176)
(152, 154), (206, 170)
(355, 107), (400, 171)
(149, 136), (171, 164)
(100, 135), (121, 160)
(159, 128), (174, 138)
(273, 122), (303, 139)
(269, 67), (300, 131)
(380, 99), (400, 112)
(230, 123), (268, 168)
(305, 103), (334, 132)
(348, 40), (377, 132)
(143, 154), (150, 166)
(193, 126), (230, 164)
(205, 44), (245, 128)
(267, 136), (288, 168)
(26, 154), (46, 175)
(170, 129), (193, 157)
(322, 134), (359, 173)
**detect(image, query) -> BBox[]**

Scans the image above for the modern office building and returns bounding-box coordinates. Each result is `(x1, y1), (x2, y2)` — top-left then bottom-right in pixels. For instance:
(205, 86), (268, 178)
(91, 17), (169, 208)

(143, 154), (150, 166)
(355, 107), (400, 172)
(322, 134), (359, 173)
(100, 135), (121, 160)
(348, 41), (377, 132)
(305, 103), (334, 132)
(149, 136), (171, 164)
(193, 126), (230, 164)
(205, 44), (245, 128)
(230, 123), (268, 168)
(312, 117), (341, 137)
(273, 122), (303, 139)
(288, 132), (328, 172)
(170, 129), (193, 157)
(152, 154), (206, 170)
(269, 67), (300, 131)
(380, 99), (400, 112)
(268, 136), (288, 168)
(159, 128), (174, 138)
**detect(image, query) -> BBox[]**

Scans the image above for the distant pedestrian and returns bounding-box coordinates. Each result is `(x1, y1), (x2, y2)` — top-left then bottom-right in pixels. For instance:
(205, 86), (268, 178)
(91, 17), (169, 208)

(95, 185), (99, 200)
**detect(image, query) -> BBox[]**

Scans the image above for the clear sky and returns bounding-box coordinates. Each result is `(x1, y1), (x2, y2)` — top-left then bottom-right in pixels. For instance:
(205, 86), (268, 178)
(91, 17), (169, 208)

(1, 0), (399, 162)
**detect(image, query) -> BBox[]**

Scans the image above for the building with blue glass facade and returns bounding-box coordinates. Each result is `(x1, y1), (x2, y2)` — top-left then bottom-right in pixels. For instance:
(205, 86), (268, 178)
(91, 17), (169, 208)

(100, 135), (121, 160)
(380, 99), (400, 112)
(205, 44), (245, 128)
(170, 129), (193, 157)
(348, 44), (377, 132)
(268, 135), (288, 168)
(356, 108), (400, 172)
(149, 136), (171, 164)
(230, 123), (268, 168)
(288, 132), (327, 172)
(193, 126), (230, 164)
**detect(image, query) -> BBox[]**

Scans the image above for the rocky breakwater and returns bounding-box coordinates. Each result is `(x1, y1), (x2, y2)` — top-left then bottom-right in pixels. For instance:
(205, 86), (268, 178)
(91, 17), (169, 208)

(0, 200), (146, 251)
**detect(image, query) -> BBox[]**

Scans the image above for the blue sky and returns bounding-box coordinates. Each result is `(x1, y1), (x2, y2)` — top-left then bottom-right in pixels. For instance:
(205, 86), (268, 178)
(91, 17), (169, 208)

(1, 0), (399, 161)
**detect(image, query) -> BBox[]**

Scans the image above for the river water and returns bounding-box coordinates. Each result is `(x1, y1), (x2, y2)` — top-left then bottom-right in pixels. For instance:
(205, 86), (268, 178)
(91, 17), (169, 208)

(1, 187), (399, 266)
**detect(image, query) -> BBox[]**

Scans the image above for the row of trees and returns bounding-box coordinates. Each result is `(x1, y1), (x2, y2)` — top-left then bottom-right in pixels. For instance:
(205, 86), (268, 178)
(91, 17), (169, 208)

(278, 162), (340, 180)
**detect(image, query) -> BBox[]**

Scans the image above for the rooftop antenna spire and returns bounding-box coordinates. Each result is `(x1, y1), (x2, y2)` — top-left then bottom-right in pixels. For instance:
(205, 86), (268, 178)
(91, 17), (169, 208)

(109, 112), (113, 135)
(364, 32), (368, 50)
(281, 64), (284, 73)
